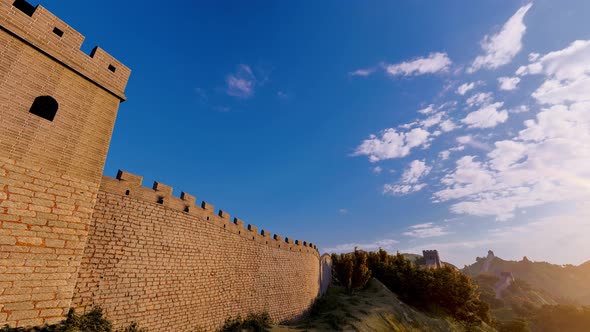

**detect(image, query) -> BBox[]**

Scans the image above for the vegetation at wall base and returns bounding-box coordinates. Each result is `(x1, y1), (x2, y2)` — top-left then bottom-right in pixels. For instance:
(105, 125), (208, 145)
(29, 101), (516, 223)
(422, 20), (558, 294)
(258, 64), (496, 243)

(0, 307), (146, 332)
(218, 312), (271, 332)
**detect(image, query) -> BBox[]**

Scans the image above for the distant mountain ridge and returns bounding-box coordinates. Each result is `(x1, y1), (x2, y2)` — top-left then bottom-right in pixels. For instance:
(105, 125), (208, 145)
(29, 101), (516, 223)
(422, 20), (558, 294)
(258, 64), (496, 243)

(463, 251), (590, 305)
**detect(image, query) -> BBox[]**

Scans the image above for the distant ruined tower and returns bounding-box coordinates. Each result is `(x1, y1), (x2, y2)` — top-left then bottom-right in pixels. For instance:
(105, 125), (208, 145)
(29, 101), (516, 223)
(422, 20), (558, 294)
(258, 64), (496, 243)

(0, 0), (130, 326)
(423, 250), (442, 269)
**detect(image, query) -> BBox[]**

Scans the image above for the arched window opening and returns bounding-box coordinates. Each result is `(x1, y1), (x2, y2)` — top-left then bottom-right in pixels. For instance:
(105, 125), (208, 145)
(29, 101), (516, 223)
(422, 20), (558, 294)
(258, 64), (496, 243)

(29, 96), (58, 121)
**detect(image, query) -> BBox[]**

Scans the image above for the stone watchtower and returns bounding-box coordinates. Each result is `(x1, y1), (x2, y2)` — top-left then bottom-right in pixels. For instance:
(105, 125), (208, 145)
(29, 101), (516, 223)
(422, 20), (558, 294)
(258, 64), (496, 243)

(0, 0), (129, 326)
(422, 250), (442, 269)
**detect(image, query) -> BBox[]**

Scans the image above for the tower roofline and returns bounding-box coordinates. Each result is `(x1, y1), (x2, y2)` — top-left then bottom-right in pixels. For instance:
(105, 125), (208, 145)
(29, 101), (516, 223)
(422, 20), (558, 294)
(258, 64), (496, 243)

(0, 0), (130, 100)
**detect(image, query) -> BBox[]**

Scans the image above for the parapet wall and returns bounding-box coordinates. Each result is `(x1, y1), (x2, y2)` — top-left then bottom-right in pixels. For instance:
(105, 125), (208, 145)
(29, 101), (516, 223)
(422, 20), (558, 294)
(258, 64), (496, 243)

(72, 171), (320, 331)
(0, 0), (130, 100)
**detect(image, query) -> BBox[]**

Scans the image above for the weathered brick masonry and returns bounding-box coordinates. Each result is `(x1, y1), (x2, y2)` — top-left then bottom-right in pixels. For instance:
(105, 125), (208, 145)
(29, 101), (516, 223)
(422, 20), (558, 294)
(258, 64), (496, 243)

(0, 1), (327, 330)
(73, 172), (320, 331)
(0, 0), (129, 326)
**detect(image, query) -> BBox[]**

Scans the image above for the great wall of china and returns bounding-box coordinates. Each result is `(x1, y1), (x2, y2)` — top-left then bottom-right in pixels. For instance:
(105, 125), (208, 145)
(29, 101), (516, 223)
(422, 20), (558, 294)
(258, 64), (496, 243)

(0, 1), (331, 330)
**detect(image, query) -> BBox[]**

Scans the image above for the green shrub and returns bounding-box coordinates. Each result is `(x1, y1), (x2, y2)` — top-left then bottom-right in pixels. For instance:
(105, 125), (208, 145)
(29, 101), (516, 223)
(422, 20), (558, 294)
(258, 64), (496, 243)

(218, 312), (271, 332)
(365, 250), (491, 324)
(0, 307), (145, 332)
(331, 248), (371, 291)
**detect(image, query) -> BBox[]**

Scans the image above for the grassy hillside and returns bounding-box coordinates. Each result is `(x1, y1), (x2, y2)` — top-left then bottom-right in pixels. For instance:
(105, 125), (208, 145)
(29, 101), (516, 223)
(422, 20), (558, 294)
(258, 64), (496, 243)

(464, 255), (590, 305)
(274, 279), (496, 332)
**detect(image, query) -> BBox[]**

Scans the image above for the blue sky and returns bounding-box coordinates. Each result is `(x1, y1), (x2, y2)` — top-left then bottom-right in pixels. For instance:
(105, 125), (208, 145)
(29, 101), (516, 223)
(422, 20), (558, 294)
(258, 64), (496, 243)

(39, 0), (590, 266)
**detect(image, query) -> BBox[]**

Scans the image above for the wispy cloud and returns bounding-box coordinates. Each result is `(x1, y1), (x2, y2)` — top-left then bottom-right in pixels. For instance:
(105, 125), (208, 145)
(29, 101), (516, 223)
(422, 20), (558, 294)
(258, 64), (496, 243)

(349, 68), (376, 77)
(461, 102), (509, 128)
(466, 92), (493, 107)
(517, 39), (590, 104)
(432, 39), (590, 221)
(384, 160), (432, 195)
(456, 82), (477, 95)
(469, 3), (533, 72)
(226, 64), (257, 98)
(455, 135), (491, 151)
(385, 52), (452, 76)
(417, 104), (435, 115)
(353, 127), (431, 162)
(403, 222), (450, 238)
(498, 76), (521, 90)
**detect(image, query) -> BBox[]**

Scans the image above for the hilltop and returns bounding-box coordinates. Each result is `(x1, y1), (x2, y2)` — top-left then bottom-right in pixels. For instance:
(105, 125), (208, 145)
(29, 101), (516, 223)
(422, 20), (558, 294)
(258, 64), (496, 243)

(463, 251), (590, 305)
(274, 279), (495, 332)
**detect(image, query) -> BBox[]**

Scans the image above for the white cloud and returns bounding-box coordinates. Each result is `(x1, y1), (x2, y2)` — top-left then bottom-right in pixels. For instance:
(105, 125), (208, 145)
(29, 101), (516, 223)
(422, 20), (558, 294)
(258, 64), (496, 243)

(403, 222), (450, 238)
(417, 104), (435, 115)
(350, 68), (375, 77)
(435, 101), (590, 221)
(455, 135), (491, 151)
(456, 136), (471, 145)
(466, 92), (493, 107)
(439, 150), (451, 160)
(399, 121), (417, 129)
(421, 112), (444, 128)
(384, 160), (432, 195)
(384, 183), (427, 195)
(517, 40), (590, 105)
(461, 102), (509, 128)
(457, 82), (476, 95)
(498, 76), (521, 90)
(386, 52), (452, 76)
(353, 127), (431, 162)
(437, 41), (589, 219)
(528, 52), (540, 62)
(226, 64), (256, 98)
(373, 166), (383, 174)
(509, 105), (530, 113)
(338, 208), (349, 216)
(470, 3), (533, 72)
(439, 119), (458, 132)
(402, 160), (432, 184)
(436, 156), (496, 201)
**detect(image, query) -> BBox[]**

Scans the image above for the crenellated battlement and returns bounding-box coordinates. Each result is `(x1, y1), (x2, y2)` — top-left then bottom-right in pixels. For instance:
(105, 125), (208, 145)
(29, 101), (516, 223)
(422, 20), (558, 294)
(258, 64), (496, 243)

(99, 170), (319, 256)
(0, 0), (130, 100)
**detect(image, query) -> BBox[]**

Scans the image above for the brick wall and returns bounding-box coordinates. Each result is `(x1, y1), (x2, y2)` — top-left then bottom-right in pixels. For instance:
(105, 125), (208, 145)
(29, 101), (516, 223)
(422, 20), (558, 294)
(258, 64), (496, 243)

(73, 172), (320, 331)
(0, 0), (128, 326)
(0, 157), (100, 326)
